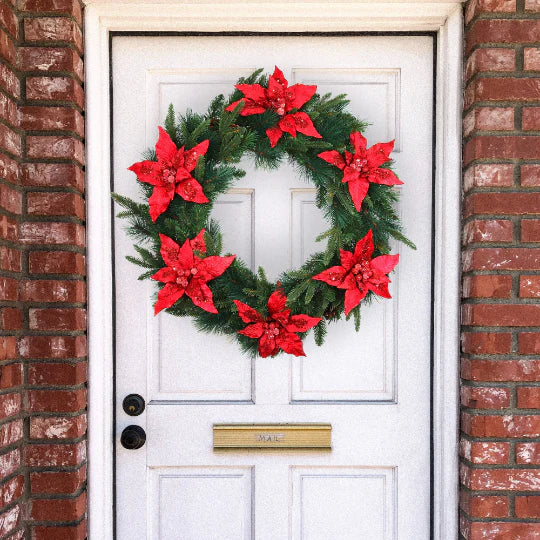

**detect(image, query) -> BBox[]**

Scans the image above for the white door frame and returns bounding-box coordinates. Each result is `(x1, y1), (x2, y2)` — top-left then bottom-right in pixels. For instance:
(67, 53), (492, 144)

(84, 2), (464, 538)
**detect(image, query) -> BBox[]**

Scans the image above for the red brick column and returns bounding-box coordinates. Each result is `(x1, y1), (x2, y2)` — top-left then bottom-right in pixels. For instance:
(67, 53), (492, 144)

(0, 0), (86, 538)
(0, 0), (25, 537)
(461, 1), (540, 538)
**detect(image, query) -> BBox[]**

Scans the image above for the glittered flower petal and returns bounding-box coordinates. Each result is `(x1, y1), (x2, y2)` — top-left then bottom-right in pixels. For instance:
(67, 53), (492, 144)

(258, 333), (278, 358)
(318, 150), (346, 170)
(344, 287), (367, 316)
(368, 168), (403, 186)
(347, 177), (370, 211)
(276, 331), (306, 357)
(156, 127), (178, 164)
(266, 126), (283, 148)
(286, 84), (317, 110)
(182, 140), (210, 172)
(350, 132), (368, 154)
(312, 266), (346, 287)
(267, 289), (287, 315)
(190, 229), (206, 253)
(286, 314), (321, 333)
(290, 112), (321, 139)
(176, 178), (209, 204)
(353, 230), (375, 261)
(186, 281), (218, 314)
(151, 267), (177, 284)
(367, 280), (392, 299)
(159, 233), (180, 267)
(238, 322), (265, 339)
(371, 254), (400, 274)
(367, 140), (394, 169)
(234, 300), (264, 324)
(235, 83), (267, 103)
(128, 161), (162, 186)
(149, 186), (174, 222)
(197, 255), (235, 279)
(154, 283), (185, 315)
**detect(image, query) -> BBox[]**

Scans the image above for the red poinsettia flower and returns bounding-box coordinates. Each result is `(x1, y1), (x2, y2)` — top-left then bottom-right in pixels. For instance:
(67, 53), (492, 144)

(233, 289), (321, 358)
(152, 230), (235, 315)
(318, 131), (403, 211)
(312, 230), (399, 316)
(128, 127), (210, 222)
(225, 66), (322, 148)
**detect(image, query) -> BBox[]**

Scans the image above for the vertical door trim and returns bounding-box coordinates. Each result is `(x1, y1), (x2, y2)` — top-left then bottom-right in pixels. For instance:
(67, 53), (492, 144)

(84, 4), (463, 539)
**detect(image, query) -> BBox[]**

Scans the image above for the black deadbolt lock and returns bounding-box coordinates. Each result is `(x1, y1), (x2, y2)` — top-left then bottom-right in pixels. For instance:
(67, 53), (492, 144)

(123, 394), (145, 416)
(120, 425), (146, 450)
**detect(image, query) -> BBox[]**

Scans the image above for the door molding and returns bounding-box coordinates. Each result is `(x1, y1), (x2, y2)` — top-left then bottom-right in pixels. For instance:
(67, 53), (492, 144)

(84, 3), (463, 538)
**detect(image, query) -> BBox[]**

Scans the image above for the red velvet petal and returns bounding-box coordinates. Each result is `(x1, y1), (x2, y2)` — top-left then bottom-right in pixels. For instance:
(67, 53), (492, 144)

(371, 254), (399, 274)
(367, 140), (394, 169)
(235, 83), (267, 104)
(238, 322), (264, 339)
(344, 287), (367, 316)
(286, 314), (321, 333)
(176, 178), (209, 204)
(185, 281), (218, 313)
(318, 150), (346, 170)
(149, 186), (174, 222)
(271, 309), (291, 326)
(128, 161), (162, 186)
(347, 177), (370, 211)
(278, 115), (297, 137)
(258, 333), (278, 358)
(225, 99), (245, 113)
(159, 233), (181, 267)
(353, 230), (375, 261)
(189, 229), (206, 253)
(338, 273), (357, 290)
(233, 300), (264, 324)
(176, 238), (194, 270)
(239, 101), (268, 116)
(312, 265), (346, 287)
(154, 283), (185, 315)
(266, 126), (283, 148)
(180, 140), (209, 173)
(270, 66), (288, 88)
(350, 132), (368, 154)
(197, 255), (235, 279)
(367, 280), (391, 299)
(267, 289), (287, 315)
(152, 267), (177, 284)
(339, 249), (354, 271)
(276, 331), (306, 357)
(289, 112), (321, 139)
(156, 127), (178, 164)
(342, 166), (360, 184)
(286, 84), (317, 110)
(368, 168), (403, 186)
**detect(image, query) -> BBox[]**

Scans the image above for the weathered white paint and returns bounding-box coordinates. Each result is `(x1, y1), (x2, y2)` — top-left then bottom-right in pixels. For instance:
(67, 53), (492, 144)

(84, 2), (463, 539)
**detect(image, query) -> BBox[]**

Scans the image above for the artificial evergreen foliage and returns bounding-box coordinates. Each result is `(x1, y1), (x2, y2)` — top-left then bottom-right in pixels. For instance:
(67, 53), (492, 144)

(112, 68), (414, 357)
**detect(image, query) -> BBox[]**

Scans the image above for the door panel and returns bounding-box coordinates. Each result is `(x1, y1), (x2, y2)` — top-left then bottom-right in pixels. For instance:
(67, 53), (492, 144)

(113, 35), (433, 539)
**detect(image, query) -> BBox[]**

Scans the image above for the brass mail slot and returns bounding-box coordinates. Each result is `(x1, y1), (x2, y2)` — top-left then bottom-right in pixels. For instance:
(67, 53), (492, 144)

(213, 423), (332, 449)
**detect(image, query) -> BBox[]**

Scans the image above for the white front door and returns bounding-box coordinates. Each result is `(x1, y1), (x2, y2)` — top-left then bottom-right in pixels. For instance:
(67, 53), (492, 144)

(112, 34), (433, 540)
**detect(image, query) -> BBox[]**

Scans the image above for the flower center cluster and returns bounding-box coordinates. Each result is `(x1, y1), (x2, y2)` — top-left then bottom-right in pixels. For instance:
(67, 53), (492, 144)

(351, 261), (373, 283)
(162, 167), (176, 184)
(269, 88), (286, 116)
(350, 157), (369, 174)
(264, 321), (281, 337)
(173, 266), (198, 288)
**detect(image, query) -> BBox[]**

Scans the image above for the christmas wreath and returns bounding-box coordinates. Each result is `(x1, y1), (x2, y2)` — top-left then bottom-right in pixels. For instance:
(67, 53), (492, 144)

(113, 67), (414, 358)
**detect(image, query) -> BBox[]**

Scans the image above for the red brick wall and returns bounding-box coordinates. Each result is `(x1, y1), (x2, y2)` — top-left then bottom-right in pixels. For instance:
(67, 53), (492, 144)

(0, 0), (86, 538)
(461, 1), (540, 538)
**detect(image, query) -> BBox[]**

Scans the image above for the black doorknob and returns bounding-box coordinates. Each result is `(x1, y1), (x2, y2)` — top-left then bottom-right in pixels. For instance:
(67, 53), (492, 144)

(122, 394), (145, 416)
(120, 425), (146, 449)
